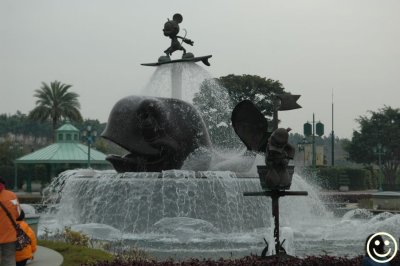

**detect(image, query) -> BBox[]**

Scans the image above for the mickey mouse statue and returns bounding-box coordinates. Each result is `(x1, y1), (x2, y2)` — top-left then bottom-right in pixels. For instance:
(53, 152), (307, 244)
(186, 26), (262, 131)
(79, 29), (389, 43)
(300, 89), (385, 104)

(264, 128), (295, 190)
(163, 13), (194, 58)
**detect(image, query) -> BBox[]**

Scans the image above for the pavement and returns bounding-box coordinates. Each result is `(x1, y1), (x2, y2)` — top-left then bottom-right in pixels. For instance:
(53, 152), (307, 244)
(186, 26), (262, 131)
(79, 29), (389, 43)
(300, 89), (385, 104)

(320, 189), (379, 195)
(319, 189), (379, 202)
(29, 246), (63, 266)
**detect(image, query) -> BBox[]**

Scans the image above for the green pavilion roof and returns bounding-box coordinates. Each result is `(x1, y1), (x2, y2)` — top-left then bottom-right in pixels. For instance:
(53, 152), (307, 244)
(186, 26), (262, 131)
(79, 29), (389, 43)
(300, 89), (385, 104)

(15, 121), (109, 165)
(15, 143), (109, 164)
(56, 123), (79, 132)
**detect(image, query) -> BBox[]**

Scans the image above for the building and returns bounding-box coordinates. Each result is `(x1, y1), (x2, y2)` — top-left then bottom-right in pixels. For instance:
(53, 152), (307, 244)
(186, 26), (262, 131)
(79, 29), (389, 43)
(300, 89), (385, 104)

(14, 121), (111, 192)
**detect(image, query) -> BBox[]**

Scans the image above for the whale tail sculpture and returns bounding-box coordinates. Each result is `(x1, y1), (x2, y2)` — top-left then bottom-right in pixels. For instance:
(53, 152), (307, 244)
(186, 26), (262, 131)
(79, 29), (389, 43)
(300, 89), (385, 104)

(231, 100), (271, 153)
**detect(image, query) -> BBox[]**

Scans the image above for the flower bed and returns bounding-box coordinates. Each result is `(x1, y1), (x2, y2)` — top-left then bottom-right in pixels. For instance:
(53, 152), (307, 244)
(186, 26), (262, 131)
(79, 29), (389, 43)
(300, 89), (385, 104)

(83, 254), (400, 266)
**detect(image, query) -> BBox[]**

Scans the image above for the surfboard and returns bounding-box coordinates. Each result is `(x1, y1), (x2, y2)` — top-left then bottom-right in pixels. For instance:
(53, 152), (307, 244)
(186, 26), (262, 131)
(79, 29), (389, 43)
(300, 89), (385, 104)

(141, 55), (212, 67)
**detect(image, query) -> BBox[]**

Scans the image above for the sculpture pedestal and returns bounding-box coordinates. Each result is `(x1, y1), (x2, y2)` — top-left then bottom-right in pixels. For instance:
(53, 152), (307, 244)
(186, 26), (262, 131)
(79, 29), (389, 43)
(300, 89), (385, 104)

(243, 190), (308, 259)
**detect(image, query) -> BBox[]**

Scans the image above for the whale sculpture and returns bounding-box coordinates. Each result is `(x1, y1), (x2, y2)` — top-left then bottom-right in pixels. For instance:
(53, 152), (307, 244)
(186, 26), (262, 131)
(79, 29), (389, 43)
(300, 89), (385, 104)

(102, 96), (212, 172)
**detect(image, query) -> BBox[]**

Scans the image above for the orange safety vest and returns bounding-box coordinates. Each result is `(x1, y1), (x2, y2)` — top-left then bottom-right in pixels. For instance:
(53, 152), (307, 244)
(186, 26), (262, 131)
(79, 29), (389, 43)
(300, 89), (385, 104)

(16, 221), (37, 262)
(0, 189), (20, 243)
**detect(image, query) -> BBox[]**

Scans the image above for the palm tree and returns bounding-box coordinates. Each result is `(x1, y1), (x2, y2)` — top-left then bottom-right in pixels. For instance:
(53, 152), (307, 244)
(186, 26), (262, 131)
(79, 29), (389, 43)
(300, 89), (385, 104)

(29, 81), (83, 140)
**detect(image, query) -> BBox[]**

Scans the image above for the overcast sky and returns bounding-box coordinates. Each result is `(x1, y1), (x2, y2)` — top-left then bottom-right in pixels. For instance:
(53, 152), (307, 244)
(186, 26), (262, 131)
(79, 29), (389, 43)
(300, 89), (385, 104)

(1, 0), (399, 139)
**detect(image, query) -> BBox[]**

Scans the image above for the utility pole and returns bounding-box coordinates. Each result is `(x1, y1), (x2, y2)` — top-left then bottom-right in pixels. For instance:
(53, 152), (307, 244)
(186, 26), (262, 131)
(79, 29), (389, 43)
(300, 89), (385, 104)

(312, 113), (316, 168)
(331, 89), (334, 166)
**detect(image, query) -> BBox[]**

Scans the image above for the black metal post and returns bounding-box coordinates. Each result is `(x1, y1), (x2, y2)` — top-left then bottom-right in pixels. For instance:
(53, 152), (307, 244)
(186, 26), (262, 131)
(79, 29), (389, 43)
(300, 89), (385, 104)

(331, 90), (334, 166)
(243, 190), (308, 257)
(272, 194), (280, 254)
(312, 113), (316, 168)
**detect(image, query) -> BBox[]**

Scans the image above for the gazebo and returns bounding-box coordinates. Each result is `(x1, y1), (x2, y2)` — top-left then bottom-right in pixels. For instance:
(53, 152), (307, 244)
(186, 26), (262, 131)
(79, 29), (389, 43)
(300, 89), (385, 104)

(14, 121), (111, 192)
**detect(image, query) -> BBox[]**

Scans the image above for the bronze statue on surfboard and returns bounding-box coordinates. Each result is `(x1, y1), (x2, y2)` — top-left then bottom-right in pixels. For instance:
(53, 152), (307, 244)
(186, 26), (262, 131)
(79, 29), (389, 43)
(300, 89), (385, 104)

(141, 13), (212, 67)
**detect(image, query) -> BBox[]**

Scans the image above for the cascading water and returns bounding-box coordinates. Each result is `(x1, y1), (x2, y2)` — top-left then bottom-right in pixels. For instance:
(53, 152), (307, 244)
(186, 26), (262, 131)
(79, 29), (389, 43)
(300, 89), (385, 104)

(40, 168), (327, 259)
(48, 170), (270, 233)
(40, 167), (400, 259)
(142, 62), (213, 103)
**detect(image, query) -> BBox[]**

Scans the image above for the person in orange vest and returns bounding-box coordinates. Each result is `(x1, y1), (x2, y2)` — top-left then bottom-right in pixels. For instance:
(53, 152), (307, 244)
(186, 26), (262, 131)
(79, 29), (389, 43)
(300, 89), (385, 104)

(15, 210), (37, 266)
(0, 177), (20, 266)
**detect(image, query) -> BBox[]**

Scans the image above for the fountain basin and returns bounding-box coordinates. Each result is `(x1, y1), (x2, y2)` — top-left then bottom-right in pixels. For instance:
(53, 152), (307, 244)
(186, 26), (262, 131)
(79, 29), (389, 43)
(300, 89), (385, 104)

(40, 169), (400, 260)
(371, 191), (400, 211)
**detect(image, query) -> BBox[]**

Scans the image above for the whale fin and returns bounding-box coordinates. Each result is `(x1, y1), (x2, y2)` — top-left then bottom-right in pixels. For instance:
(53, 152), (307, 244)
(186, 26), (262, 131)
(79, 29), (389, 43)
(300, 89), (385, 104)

(201, 57), (210, 66)
(231, 100), (270, 152)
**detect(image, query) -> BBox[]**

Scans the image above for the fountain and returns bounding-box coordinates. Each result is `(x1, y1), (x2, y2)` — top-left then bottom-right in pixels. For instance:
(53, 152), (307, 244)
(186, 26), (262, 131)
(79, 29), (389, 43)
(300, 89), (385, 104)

(39, 13), (400, 261)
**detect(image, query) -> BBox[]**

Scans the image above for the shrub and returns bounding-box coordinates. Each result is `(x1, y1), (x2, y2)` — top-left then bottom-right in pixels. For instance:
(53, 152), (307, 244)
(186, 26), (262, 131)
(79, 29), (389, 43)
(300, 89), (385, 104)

(63, 226), (90, 247)
(315, 167), (340, 189)
(344, 168), (369, 190)
(315, 167), (371, 190)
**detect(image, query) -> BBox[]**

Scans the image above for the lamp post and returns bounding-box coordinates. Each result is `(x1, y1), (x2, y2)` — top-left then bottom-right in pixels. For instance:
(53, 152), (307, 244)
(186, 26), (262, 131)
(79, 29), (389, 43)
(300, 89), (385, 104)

(82, 126), (97, 168)
(303, 114), (324, 168)
(373, 143), (386, 191)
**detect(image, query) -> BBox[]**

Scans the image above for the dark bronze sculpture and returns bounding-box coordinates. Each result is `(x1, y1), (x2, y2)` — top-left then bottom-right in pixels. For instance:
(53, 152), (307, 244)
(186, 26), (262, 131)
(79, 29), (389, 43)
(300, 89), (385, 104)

(141, 13), (212, 66)
(240, 96), (308, 260)
(231, 97), (299, 190)
(231, 100), (270, 152)
(102, 96), (212, 172)
(263, 128), (295, 190)
(163, 13), (193, 56)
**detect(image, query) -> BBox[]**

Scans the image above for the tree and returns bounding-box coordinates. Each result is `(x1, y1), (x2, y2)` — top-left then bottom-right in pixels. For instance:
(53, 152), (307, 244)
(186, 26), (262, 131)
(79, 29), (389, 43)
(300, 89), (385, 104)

(218, 74), (286, 117)
(193, 75), (289, 149)
(0, 111), (53, 139)
(29, 81), (83, 140)
(193, 79), (241, 149)
(345, 106), (400, 185)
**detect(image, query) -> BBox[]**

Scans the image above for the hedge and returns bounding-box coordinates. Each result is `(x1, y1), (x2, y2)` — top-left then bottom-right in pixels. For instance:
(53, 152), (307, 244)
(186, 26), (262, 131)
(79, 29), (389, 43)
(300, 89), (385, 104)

(312, 167), (372, 190)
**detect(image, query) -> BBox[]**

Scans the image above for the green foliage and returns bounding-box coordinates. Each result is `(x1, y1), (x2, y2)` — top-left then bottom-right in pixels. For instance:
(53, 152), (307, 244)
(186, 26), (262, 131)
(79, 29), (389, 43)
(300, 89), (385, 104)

(29, 80), (83, 138)
(193, 75), (288, 149)
(218, 74), (286, 118)
(345, 168), (370, 190)
(0, 165), (14, 187)
(78, 119), (116, 153)
(79, 119), (106, 137)
(39, 227), (152, 266)
(94, 138), (109, 154)
(0, 139), (15, 166)
(0, 112), (119, 157)
(38, 240), (113, 266)
(345, 106), (400, 185)
(63, 226), (90, 246)
(116, 247), (152, 262)
(0, 113), (106, 145)
(315, 167), (371, 190)
(0, 111), (52, 138)
(315, 167), (341, 189)
(193, 79), (241, 148)
(101, 241), (153, 262)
